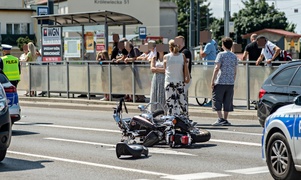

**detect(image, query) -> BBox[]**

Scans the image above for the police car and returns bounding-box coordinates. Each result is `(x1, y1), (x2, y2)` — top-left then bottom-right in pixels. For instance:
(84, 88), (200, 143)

(0, 73), (20, 124)
(262, 95), (301, 179)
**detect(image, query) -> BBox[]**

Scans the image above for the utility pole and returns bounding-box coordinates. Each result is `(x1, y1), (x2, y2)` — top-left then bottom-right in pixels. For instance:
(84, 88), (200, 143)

(189, 0), (195, 60)
(224, 0), (230, 37)
(48, 0), (54, 25)
(196, 0), (200, 46)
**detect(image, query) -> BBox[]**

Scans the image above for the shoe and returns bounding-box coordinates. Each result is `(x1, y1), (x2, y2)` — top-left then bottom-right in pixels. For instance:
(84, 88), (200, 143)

(100, 97), (109, 101)
(212, 118), (231, 126)
(38, 92), (46, 96)
(203, 100), (212, 107)
(77, 94), (87, 98)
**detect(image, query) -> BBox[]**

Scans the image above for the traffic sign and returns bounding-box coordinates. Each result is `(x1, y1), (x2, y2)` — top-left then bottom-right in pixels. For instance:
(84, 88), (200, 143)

(139, 27), (147, 39)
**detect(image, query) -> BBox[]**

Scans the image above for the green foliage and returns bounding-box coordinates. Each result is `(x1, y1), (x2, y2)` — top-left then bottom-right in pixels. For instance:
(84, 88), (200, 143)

(210, 0), (296, 47)
(16, 36), (33, 51)
(161, 0), (213, 47)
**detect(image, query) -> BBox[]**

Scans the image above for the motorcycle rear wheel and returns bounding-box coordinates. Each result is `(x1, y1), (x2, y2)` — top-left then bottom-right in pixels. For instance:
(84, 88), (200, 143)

(191, 129), (211, 143)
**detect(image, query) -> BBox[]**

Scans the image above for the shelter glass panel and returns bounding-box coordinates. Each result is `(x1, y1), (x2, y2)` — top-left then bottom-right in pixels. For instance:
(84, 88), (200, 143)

(49, 64), (67, 92)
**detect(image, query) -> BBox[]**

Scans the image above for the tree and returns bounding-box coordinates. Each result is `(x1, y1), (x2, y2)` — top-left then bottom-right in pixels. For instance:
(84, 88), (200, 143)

(210, 0), (296, 47)
(160, 0), (214, 47)
(16, 36), (34, 51)
(234, 0), (295, 34)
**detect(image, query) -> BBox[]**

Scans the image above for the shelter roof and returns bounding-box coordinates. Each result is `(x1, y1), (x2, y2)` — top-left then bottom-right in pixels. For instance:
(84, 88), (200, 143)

(32, 10), (143, 26)
(242, 28), (301, 39)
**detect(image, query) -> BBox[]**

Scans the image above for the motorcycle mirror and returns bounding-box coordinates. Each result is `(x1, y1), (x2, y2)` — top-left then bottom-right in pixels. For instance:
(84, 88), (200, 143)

(138, 105), (145, 111)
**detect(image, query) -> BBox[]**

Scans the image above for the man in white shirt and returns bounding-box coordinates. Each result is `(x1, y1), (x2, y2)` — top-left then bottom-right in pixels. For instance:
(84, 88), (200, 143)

(255, 35), (281, 66)
(147, 40), (157, 61)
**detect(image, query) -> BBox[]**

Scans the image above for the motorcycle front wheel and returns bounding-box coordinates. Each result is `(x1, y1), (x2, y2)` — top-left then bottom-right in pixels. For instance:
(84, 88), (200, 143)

(191, 129), (211, 143)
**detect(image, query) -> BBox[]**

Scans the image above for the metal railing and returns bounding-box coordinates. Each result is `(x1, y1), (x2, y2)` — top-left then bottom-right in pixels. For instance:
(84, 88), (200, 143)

(17, 60), (284, 109)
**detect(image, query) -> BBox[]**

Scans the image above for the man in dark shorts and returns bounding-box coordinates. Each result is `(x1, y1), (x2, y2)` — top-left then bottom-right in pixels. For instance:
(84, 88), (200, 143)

(211, 37), (238, 126)
(242, 33), (262, 65)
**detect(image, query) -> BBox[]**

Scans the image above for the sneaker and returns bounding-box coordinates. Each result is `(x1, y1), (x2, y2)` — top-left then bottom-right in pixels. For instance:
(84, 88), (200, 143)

(100, 97), (109, 101)
(212, 118), (231, 126)
(203, 100), (212, 107)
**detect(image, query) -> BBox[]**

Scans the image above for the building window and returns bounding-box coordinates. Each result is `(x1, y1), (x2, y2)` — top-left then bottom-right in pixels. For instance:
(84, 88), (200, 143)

(6, 24), (12, 34)
(14, 24), (20, 34)
(6, 23), (30, 34)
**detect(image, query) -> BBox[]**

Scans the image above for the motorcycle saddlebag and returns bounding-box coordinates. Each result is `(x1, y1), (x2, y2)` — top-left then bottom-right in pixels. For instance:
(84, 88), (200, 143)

(143, 131), (160, 147)
(116, 142), (148, 159)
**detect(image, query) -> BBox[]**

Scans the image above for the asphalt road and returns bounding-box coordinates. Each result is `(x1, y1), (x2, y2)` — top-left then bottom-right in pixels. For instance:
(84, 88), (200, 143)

(1, 106), (272, 180)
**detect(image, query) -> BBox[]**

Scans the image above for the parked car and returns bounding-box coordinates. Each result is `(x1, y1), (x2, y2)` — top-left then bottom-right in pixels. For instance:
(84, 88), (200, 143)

(0, 83), (12, 162)
(262, 95), (301, 180)
(0, 73), (21, 124)
(257, 61), (301, 127)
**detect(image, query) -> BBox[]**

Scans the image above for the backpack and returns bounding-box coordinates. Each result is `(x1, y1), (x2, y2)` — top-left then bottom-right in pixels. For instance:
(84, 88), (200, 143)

(266, 46), (292, 66)
(278, 50), (292, 61)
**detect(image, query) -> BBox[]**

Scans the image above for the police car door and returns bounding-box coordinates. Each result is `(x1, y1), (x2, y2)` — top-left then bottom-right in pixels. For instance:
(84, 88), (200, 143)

(294, 109), (301, 165)
(288, 66), (301, 103)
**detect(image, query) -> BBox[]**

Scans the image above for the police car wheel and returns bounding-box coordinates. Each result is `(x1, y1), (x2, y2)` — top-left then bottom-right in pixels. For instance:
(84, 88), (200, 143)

(266, 132), (301, 180)
(0, 149), (7, 162)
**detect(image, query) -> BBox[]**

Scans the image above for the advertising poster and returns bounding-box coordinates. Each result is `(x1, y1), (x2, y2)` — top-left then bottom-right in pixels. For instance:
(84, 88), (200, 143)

(42, 27), (62, 61)
(96, 32), (105, 52)
(64, 38), (81, 58)
(85, 32), (94, 53)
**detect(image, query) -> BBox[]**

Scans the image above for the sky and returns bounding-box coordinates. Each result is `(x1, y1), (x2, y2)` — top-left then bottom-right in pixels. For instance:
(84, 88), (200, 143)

(209, 0), (301, 34)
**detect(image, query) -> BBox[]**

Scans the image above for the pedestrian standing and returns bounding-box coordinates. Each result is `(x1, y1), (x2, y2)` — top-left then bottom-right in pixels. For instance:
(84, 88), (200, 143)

(164, 39), (190, 116)
(200, 38), (218, 107)
(149, 52), (165, 112)
(0, 44), (21, 88)
(24, 42), (37, 96)
(255, 35), (281, 66)
(211, 37), (238, 126)
(242, 34), (262, 65)
(176, 36), (192, 98)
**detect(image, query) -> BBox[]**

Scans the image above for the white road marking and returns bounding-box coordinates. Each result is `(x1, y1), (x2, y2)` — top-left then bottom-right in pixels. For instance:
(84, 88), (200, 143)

(161, 172), (231, 179)
(16, 122), (262, 136)
(225, 166), (269, 174)
(15, 122), (120, 133)
(17, 122), (261, 147)
(210, 139), (261, 146)
(7, 151), (169, 176)
(209, 129), (262, 136)
(45, 137), (115, 147)
(45, 137), (197, 156)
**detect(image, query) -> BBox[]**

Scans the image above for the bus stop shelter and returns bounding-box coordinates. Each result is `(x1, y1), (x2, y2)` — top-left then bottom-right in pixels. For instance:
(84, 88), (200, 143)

(32, 10), (143, 60)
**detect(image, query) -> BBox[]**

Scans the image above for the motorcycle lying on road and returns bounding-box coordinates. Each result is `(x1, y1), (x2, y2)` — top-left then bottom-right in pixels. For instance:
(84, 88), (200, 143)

(113, 98), (211, 147)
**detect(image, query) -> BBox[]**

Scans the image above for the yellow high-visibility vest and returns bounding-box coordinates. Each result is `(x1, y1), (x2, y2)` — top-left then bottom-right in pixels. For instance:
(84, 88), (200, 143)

(1, 55), (20, 81)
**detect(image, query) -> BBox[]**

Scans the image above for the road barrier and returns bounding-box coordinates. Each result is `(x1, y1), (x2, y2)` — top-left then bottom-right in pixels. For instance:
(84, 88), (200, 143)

(17, 60), (279, 109)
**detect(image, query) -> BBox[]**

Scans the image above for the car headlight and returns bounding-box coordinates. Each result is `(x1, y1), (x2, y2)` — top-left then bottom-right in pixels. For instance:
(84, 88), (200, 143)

(0, 99), (6, 112)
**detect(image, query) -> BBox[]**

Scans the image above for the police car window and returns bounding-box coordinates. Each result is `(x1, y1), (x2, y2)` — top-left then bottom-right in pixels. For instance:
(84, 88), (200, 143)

(0, 74), (9, 83)
(272, 66), (297, 86)
(290, 67), (301, 86)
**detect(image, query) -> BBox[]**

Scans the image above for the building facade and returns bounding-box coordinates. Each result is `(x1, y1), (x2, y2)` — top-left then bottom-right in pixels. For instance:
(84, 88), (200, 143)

(0, 0), (35, 49)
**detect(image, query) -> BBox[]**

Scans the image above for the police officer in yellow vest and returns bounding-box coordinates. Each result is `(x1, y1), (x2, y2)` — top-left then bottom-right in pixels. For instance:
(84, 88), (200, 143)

(0, 44), (21, 87)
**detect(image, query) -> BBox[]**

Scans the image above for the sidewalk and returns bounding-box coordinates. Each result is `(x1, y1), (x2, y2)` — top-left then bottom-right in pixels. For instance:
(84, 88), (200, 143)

(17, 91), (258, 121)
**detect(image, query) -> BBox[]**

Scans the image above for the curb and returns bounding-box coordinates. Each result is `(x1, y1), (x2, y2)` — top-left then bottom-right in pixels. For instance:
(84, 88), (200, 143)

(19, 97), (258, 121)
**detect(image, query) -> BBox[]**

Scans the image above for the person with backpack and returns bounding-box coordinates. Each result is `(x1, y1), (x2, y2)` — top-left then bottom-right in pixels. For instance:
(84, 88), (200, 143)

(255, 35), (281, 67)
